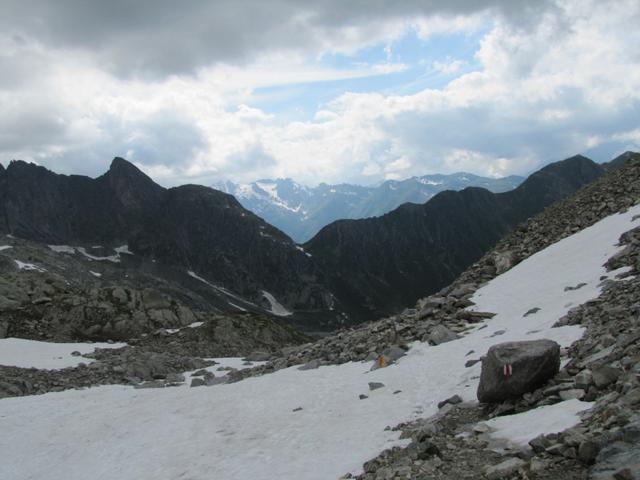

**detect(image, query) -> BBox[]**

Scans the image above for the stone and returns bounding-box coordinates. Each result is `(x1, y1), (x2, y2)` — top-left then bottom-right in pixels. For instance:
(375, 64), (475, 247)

(246, 351), (271, 362)
(622, 388), (640, 406)
(429, 325), (459, 345)
(477, 339), (560, 403)
(112, 287), (128, 304)
(484, 458), (525, 479)
(559, 389), (586, 400)
(359, 394), (368, 400)
(465, 359), (480, 368)
(368, 382), (385, 391)
(298, 359), (321, 371)
(593, 366), (621, 388)
(578, 440), (600, 465)
(190, 378), (205, 387)
(493, 250), (517, 274)
(546, 443), (567, 456)
(613, 469), (634, 480)
(383, 345), (407, 363)
(529, 435), (552, 453)
(437, 394), (462, 409)
(529, 457), (551, 473)
(0, 320), (8, 339)
(575, 369), (593, 389)
(473, 423), (490, 434)
(142, 289), (171, 310)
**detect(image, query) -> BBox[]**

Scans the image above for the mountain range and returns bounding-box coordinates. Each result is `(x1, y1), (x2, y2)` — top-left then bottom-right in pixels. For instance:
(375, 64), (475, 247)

(213, 173), (524, 243)
(1, 153), (632, 330)
(0, 158), (335, 324)
(304, 154), (610, 321)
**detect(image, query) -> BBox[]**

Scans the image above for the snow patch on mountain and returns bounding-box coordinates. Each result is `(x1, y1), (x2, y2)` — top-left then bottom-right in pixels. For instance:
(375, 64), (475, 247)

(48, 245), (76, 254)
(49, 245), (132, 262)
(0, 338), (126, 370)
(188, 270), (259, 309)
(115, 245), (133, 255)
(14, 260), (46, 272)
(486, 399), (593, 448)
(262, 290), (293, 316)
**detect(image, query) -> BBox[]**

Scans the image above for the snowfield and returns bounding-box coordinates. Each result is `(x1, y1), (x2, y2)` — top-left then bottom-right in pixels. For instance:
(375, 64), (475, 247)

(486, 398), (593, 448)
(0, 339), (127, 369)
(0, 205), (638, 480)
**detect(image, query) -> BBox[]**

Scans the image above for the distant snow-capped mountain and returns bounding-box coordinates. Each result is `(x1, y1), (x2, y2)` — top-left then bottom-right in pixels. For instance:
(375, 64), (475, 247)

(213, 173), (525, 242)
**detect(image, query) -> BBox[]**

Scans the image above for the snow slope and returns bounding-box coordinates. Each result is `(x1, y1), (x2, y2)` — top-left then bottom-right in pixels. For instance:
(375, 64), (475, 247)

(0, 205), (638, 480)
(486, 399), (593, 448)
(0, 339), (126, 369)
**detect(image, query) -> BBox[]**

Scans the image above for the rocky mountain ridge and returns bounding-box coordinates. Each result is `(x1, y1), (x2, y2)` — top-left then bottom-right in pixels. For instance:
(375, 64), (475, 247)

(0, 158), (335, 323)
(0, 153), (628, 332)
(305, 154), (607, 323)
(215, 172), (524, 243)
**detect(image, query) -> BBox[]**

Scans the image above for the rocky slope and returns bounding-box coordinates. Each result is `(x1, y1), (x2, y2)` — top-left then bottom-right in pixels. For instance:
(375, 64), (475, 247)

(305, 154), (606, 323)
(215, 173), (523, 243)
(0, 158), (335, 322)
(226, 152), (640, 479)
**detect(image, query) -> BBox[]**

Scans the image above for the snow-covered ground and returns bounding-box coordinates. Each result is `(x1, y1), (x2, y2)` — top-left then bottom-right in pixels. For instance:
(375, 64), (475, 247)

(0, 338), (126, 369)
(0, 205), (638, 480)
(486, 398), (593, 448)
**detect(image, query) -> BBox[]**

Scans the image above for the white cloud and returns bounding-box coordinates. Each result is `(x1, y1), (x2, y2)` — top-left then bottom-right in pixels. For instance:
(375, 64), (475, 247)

(432, 58), (467, 75)
(0, 0), (639, 186)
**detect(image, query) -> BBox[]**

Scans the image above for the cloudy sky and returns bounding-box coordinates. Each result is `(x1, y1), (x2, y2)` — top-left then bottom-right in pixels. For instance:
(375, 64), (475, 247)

(1, 0), (639, 186)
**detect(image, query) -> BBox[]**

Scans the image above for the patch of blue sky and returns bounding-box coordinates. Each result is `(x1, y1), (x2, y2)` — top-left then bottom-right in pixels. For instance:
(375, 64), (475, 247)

(248, 29), (486, 121)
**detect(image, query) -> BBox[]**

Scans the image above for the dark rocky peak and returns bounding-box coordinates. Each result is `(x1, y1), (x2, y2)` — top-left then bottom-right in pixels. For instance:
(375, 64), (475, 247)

(5, 159), (54, 177)
(605, 151), (638, 171)
(528, 154), (601, 183)
(108, 156), (146, 177)
(504, 155), (604, 220)
(100, 157), (164, 210)
(0, 163), (4, 174)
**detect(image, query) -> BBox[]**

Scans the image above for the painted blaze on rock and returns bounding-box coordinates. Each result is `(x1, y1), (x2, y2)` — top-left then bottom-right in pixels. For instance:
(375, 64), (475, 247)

(477, 339), (560, 403)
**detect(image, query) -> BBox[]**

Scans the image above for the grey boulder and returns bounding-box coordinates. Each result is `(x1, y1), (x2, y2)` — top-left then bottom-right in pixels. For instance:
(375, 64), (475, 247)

(429, 325), (459, 345)
(477, 339), (560, 403)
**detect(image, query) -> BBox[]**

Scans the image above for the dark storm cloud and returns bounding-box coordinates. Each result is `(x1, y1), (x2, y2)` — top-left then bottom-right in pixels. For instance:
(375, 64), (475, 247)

(0, 0), (555, 78)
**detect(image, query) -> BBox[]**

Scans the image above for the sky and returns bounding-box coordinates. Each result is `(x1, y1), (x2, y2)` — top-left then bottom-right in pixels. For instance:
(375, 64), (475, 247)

(0, 0), (639, 187)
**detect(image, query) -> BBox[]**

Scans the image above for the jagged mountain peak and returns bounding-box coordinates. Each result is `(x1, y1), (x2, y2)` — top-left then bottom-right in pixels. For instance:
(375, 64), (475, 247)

(101, 157), (164, 210)
(105, 157), (158, 186)
(606, 150), (639, 171)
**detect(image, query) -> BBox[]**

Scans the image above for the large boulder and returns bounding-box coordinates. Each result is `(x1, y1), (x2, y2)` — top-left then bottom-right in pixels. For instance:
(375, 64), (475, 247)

(477, 339), (560, 403)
